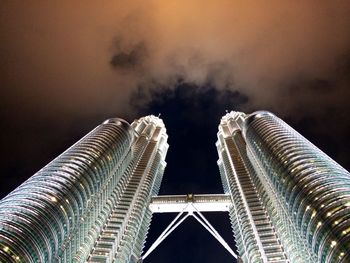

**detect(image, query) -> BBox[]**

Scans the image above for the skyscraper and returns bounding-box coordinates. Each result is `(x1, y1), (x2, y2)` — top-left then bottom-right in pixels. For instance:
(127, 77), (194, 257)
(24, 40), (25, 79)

(0, 115), (168, 263)
(217, 111), (350, 263)
(1, 110), (350, 263)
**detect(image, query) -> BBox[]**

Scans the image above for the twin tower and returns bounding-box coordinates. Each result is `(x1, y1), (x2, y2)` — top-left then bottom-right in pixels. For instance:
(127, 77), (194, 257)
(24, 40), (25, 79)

(0, 111), (350, 263)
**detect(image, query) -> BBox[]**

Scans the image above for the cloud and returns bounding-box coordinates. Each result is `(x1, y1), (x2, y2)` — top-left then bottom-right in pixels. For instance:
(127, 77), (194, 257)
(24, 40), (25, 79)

(1, 2), (349, 171)
(110, 41), (147, 69)
(105, 1), (350, 132)
(1, 0), (350, 120)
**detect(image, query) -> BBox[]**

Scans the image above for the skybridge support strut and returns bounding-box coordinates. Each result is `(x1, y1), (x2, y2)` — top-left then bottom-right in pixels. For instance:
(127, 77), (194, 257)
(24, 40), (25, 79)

(141, 194), (238, 261)
(142, 206), (190, 260)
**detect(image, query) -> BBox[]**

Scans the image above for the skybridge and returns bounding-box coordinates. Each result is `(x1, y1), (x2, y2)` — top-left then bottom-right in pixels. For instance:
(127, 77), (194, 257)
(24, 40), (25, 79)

(141, 194), (241, 262)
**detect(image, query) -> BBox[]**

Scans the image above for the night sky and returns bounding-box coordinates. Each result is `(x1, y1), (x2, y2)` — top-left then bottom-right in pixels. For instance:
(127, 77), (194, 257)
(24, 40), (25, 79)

(1, 1), (350, 262)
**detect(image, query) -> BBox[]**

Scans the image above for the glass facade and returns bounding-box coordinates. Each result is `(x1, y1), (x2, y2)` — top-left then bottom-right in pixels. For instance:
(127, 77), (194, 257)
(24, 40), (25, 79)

(0, 116), (168, 263)
(217, 111), (350, 263)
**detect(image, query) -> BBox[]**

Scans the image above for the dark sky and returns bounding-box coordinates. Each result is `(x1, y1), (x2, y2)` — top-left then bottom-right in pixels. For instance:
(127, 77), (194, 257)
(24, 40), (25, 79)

(1, 1), (350, 262)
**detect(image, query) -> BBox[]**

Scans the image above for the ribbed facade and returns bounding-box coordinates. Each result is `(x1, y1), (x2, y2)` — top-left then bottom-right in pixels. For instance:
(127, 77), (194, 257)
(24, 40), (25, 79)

(217, 111), (350, 263)
(217, 113), (289, 263)
(0, 115), (168, 263)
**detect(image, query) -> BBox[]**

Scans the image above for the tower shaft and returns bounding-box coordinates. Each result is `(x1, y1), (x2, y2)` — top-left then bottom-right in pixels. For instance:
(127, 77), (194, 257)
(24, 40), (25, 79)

(217, 111), (350, 263)
(0, 116), (168, 263)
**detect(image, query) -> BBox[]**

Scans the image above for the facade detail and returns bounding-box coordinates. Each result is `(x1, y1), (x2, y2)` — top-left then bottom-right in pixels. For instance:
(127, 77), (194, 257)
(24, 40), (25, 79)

(0, 116), (168, 263)
(217, 111), (350, 263)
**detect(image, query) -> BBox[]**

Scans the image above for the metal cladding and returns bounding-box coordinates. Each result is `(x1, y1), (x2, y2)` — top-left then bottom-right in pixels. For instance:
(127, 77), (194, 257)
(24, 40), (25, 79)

(217, 111), (350, 263)
(0, 115), (168, 263)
